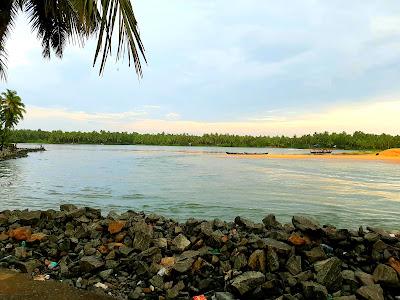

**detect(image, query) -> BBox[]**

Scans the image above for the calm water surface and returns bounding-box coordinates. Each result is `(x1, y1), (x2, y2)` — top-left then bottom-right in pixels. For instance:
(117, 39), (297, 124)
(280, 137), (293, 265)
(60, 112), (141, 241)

(1, 144), (399, 229)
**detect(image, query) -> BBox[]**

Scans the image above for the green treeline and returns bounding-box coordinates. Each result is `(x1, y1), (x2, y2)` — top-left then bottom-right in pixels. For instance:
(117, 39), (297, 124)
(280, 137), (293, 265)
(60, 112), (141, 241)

(8, 129), (400, 150)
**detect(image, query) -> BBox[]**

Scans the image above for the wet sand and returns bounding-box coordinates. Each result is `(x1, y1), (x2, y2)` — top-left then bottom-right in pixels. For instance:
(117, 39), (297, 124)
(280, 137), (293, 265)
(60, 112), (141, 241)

(0, 269), (114, 300)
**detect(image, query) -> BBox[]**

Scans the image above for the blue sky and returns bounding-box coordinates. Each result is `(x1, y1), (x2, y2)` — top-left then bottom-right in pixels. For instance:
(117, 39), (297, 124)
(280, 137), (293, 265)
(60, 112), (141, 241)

(1, 0), (400, 135)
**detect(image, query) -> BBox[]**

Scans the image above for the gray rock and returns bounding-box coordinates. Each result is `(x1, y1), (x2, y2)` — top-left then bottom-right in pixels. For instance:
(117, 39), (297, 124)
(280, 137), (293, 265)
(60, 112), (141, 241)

(314, 257), (342, 291)
(232, 253), (247, 270)
(266, 248), (280, 272)
(99, 269), (113, 280)
(214, 292), (235, 300)
(131, 220), (153, 251)
(60, 204), (78, 212)
(248, 249), (266, 273)
(301, 281), (328, 300)
(80, 256), (104, 272)
(166, 280), (185, 299)
(342, 270), (358, 292)
(231, 271), (265, 295)
(128, 287), (143, 300)
(119, 246), (133, 257)
(333, 296), (357, 300)
(286, 255), (302, 275)
(264, 238), (292, 255)
(19, 210), (41, 224)
(172, 234), (191, 252)
(372, 264), (399, 287)
(355, 270), (375, 286)
(234, 216), (263, 231)
(292, 215), (321, 232)
(356, 284), (384, 300)
(304, 246), (327, 263)
(173, 256), (194, 273)
(262, 214), (281, 228)
(153, 237), (168, 248)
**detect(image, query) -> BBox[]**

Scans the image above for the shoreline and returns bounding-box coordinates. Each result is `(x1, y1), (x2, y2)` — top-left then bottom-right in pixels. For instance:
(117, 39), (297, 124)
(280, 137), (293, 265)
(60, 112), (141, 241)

(226, 153), (400, 163)
(0, 147), (46, 162)
(0, 206), (399, 299)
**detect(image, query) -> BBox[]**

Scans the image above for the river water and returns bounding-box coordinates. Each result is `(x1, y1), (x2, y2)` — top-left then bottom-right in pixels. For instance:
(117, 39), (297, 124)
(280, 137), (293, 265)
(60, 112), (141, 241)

(0, 144), (399, 229)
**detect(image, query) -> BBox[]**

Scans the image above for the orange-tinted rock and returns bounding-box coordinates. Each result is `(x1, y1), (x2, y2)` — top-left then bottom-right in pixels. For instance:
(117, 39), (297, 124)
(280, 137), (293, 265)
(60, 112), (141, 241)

(108, 242), (124, 249)
(142, 287), (152, 293)
(27, 233), (47, 242)
(288, 234), (307, 246)
(388, 257), (400, 275)
(108, 221), (126, 234)
(98, 245), (109, 254)
(0, 232), (9, 241)
(9, 227), (32, 241)
(115, 232), (127, 242)
(161, 257), (176, 268)
(221, 235), (229, 243)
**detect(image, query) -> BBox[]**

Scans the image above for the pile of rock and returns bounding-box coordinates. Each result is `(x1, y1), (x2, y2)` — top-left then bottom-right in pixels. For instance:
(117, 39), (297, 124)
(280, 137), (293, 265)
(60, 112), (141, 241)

(0, 205), (399, 299)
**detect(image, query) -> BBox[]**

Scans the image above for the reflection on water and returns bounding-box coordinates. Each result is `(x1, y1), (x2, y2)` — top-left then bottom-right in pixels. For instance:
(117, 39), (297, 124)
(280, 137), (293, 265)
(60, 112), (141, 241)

(0, 144), (399, 229)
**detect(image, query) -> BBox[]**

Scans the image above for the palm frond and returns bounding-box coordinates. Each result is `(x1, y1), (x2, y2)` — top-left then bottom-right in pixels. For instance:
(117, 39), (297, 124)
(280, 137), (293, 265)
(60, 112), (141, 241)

(0, 0), (20, 80)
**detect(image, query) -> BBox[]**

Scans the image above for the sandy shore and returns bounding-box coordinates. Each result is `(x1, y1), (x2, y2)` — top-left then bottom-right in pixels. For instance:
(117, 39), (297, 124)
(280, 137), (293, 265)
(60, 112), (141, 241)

(225, 148), (400, 163)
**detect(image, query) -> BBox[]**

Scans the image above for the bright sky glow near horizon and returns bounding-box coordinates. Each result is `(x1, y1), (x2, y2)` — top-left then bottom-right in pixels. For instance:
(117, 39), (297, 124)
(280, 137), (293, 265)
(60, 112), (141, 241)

(1, 0), (400, 136)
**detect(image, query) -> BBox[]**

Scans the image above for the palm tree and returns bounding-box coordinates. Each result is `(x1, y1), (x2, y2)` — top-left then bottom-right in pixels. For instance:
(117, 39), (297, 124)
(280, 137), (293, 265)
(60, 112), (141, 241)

(0, 0), (146, 80)
(0, 89), (26, 150)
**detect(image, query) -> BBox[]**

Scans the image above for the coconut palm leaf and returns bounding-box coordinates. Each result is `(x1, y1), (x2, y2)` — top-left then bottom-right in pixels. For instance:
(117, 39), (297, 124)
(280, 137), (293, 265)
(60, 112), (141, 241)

(0, 0), (146, 80)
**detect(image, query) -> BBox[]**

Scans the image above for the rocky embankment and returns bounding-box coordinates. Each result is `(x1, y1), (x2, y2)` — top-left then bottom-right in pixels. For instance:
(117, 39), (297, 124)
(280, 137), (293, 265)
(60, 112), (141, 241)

(0, 206), (399, 300)
(0, 146), (45, 161)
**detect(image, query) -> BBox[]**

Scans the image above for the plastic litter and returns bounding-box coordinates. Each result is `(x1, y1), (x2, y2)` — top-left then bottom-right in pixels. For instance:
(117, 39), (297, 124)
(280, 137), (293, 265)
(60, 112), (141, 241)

(193, 295), (207, 300)
(94, 282), (108, 290)
(33, 274), (50, 281)
(157, 267), (168, 276)
(48, 261), (59, 270)
(389, 233), (396, 238)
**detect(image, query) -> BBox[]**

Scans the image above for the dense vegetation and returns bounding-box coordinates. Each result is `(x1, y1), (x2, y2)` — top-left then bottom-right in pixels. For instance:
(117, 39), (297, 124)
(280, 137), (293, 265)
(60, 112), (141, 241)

(9, 129), (400, 150)
(0, 90), (25, 150)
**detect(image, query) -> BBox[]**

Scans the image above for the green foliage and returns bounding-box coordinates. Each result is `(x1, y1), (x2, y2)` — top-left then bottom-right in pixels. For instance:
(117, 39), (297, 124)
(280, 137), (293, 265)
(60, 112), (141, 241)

(8, 129), (400, 150)
(0, 89), (26, 150)
(0, 0), (146, 80)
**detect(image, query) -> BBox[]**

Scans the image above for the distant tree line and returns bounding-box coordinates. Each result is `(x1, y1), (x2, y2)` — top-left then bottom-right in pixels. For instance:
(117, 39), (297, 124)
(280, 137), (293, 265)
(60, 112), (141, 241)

(8, 130), (400, 150)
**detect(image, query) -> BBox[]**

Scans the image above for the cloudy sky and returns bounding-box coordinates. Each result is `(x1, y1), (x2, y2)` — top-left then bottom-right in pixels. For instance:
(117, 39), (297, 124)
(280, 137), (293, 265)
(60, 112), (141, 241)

(1, 0), (400, 135)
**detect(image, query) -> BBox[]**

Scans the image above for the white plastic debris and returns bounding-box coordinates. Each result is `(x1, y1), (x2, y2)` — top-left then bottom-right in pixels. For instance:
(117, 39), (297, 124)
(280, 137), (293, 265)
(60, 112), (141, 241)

(157, 267), (168, 276)
(389, 233), (396, 238)
(94, 282), (108, 290)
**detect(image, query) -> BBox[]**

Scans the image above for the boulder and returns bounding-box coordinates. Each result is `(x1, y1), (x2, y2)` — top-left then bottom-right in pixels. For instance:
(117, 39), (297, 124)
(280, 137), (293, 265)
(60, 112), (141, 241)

(301, 281), (328, 300)
(266, 248), (280, 272)
(292, 215), (321, 232)
(314, 257), (342, 291)
(19, 210), (42, 224)
(9, 227), (32, 241)
(372, 264), (399, 287)
(248, 249), (266, 273)
(172, 234), (191, 252)
(131, 220), (153, 251)
(356, 284), (384, 300)
(231, 271), (265, 295)
(108, 220), (126, 234)
(262, 214), (281, 228)
(355, 270), (375, 286)
(286, 255), (302, 275)
(264, 238), (292, 255)
(79, 256), (104, 272)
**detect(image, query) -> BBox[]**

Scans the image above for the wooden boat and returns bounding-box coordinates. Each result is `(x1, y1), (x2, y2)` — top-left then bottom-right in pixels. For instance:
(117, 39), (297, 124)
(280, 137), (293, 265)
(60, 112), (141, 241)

(310, 149), (332, 154)
(226, 152), (268, 155)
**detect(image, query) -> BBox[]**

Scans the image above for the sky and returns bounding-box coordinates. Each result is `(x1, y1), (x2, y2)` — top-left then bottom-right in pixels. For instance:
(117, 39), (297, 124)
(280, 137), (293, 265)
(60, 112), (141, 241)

(1, 0), (400, 136)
